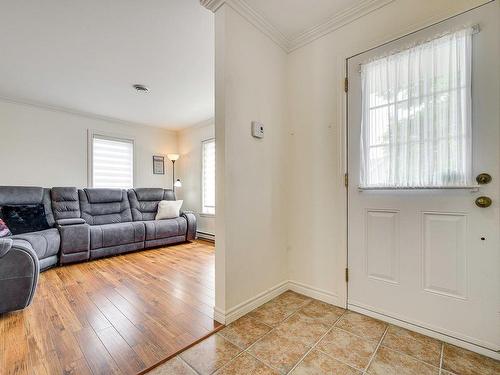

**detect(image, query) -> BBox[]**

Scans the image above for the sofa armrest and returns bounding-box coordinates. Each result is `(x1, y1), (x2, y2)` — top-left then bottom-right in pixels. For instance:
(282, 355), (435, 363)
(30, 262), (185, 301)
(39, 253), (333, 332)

(0, 238), (13, 258)
(181, 211), (197, 241)
(0, 239), (40, 313)
(56, 221), (90, 264)
(56, 218), (86, 226)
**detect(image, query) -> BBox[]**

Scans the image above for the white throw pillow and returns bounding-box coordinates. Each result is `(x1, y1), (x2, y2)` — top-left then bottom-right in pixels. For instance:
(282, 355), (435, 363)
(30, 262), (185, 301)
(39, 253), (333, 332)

(155, 200), (183, 220)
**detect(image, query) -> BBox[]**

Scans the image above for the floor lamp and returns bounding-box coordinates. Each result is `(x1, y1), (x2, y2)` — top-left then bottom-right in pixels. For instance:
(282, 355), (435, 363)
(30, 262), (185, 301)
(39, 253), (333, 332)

(167, 154), (182, 191)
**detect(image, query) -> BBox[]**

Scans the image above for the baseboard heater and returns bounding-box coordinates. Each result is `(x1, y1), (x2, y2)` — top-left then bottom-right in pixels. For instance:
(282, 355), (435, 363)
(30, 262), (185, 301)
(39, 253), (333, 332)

(196, 231), (215, 242)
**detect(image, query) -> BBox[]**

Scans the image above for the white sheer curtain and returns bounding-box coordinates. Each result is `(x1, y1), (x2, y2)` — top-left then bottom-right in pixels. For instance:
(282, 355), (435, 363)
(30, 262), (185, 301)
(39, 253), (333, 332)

(360, 27), (473, 188)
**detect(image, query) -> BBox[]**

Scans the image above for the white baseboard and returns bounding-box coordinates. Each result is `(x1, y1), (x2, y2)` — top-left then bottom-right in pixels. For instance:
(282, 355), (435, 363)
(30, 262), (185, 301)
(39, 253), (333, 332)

(349, 303), (500, 360)
(214, 306), (226, 325)
(196, 231), (215, 242)
(288, 280), (342, 307)
(214, 280), (289, 325)
(214, 280), (342, 325)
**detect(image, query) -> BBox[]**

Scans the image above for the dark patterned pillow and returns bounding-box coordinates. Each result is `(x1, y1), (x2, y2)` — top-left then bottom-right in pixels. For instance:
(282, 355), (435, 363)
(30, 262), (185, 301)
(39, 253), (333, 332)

(1, 204), (50, 235)
(0, 218), (11, 237)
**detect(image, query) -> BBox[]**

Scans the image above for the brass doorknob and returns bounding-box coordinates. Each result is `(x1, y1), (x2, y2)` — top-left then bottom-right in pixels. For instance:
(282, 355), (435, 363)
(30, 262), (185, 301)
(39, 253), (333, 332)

(475, 196), (492, 208)
(476, 173), (492, 185)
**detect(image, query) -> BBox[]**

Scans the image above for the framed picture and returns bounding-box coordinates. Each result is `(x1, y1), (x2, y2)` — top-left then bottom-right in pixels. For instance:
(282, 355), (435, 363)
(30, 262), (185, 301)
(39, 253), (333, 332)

(153, 155), (165, 175)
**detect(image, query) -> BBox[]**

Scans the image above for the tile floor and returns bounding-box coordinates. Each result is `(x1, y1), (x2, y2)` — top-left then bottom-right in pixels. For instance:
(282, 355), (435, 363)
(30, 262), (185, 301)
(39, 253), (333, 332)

(148, 291), (500, 375)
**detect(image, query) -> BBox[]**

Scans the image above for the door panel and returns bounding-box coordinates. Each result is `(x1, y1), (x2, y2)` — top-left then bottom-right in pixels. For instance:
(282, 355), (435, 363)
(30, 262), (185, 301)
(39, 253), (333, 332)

(347, 2), (499, 352)
(422, 212), (467, 299)
(365, 209), (400, 284)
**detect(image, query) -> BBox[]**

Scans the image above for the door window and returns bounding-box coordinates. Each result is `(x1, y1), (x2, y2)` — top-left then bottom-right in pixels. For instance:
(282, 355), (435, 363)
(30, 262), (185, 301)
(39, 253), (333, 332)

(360, 28), (473, 188)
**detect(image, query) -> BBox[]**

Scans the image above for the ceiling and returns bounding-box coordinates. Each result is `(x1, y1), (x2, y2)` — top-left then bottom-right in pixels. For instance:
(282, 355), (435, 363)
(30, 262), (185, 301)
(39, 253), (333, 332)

(245, 0), (363, 39)
(0, 0), (214, 129)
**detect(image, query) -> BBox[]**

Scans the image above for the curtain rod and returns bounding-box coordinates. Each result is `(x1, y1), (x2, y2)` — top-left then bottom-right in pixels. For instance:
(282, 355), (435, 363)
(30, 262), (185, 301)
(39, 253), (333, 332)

(357, 24), (480, 71)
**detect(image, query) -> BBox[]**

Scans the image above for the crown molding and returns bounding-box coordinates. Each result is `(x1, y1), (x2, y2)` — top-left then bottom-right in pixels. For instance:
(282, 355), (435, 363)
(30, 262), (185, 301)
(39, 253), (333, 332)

(0, 95), (179, 133)
(288, 0), (396, 52)
(227, 0), (290, 51)
(200, 0), (225, 12)
(201, 0), (289, 51)
(200, 0), (395, 53)
(178, 117), (215, 133)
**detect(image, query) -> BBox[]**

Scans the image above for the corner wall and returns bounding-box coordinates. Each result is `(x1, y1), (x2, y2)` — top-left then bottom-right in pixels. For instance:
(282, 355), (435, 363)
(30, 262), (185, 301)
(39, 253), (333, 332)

(214, 4), (288, 320)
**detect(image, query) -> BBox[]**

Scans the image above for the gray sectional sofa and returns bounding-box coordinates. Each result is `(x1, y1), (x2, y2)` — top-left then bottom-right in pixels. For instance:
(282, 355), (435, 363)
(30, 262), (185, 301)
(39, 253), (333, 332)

(0, 186), (196, 314)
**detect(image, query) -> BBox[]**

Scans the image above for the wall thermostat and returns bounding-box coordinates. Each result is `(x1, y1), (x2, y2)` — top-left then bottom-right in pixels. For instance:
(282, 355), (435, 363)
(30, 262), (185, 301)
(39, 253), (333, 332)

(251, 121), (264, 138)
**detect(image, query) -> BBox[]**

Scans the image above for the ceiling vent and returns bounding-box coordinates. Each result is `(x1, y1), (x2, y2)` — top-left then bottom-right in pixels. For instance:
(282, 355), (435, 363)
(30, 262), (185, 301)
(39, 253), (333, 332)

(133, 84), (149, 92)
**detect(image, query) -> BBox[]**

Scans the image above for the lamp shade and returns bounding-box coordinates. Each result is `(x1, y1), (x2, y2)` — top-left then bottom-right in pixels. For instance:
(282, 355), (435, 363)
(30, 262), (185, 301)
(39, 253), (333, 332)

(174, 179), (182, 188)
(167, 153), (180, 161)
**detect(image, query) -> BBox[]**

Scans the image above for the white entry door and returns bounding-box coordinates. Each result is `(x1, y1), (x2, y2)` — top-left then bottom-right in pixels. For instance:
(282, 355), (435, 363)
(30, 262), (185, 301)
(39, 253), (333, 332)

(347, 2), (499, 353)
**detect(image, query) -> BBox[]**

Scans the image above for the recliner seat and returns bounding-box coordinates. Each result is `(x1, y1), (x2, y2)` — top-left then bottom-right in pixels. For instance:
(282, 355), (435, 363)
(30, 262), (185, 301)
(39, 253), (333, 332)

(0, 186), (58, 271)
(128, 188), (195, 247)
(79, 188), (146, 259)
(11, 229), (60, 270)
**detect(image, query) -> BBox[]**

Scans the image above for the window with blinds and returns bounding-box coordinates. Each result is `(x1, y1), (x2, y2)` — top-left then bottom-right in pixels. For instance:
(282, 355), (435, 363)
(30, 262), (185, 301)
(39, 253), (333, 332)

(202, 138), (215, 215)
(91, 135), (134, 189)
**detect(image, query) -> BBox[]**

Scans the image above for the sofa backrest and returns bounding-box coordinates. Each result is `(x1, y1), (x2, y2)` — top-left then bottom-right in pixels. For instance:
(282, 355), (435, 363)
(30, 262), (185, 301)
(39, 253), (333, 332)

(50, 187), (80, 221)
(0, 186), (55, 227)
(78, 188), (132, 225)
(128, 188), (176, 221)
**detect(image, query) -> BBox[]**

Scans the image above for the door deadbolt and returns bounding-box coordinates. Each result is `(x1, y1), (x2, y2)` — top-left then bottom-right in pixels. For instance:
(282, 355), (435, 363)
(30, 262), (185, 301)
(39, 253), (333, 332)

(476, 173), (492, 185)
(475, 196), (492, 208)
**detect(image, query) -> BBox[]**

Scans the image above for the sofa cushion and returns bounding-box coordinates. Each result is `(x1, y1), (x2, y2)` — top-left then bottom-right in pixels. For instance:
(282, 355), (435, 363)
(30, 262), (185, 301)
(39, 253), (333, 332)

(155, 200), (183, 220)
(0, 186), (45, 206)
(85, 188), (123, 204)
(135, 188), (165, 201)
(1, 204), (51, 235)
(79, 189), (133, 225)
(90, 222), (145, 250)
(143, 217), (187, 241)
(11, 228), (60, 260)
(128, 188), (176, 221)
(51, 187), (80, 220)
(0, 186), (54, 227)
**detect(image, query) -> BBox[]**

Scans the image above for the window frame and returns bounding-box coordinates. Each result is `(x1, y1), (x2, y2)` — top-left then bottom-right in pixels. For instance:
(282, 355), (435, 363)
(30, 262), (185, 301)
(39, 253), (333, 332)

(87, 130), (136, 189)
(201, 137), (216, 217)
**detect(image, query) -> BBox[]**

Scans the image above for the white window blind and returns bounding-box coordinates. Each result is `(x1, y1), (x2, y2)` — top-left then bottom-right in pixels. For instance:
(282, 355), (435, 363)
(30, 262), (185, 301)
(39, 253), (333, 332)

(92, 135), (134, 189)
(202, 139), (215, 215)
(360, 27), (473, 188)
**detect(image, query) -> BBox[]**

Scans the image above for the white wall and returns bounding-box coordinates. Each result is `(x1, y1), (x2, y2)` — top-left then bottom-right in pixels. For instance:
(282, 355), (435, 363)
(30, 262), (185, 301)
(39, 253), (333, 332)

(286, 0), (490, 306)
(215, 4), (288, 315)
(177, 119), (216, 235)
(0, 100), (178, 188)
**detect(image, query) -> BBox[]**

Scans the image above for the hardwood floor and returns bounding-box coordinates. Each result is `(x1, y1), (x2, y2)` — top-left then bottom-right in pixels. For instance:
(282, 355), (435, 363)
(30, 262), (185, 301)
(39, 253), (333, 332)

(0, 240), (221, 375)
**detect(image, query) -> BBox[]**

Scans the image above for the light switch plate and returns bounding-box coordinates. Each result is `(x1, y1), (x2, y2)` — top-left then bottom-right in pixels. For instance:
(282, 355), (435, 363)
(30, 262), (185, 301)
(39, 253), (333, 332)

(251, 121), (264, 138)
